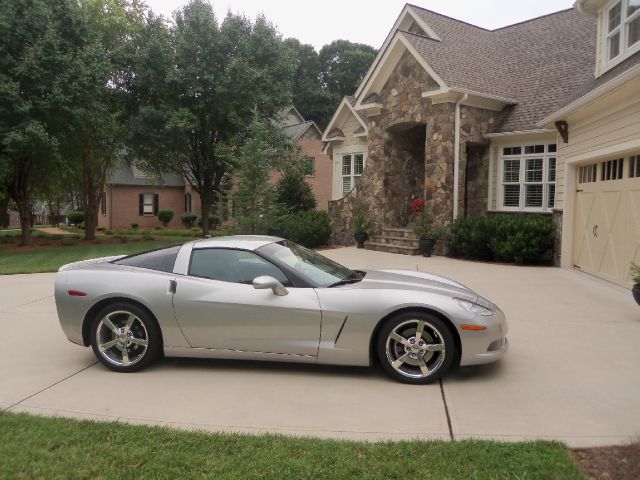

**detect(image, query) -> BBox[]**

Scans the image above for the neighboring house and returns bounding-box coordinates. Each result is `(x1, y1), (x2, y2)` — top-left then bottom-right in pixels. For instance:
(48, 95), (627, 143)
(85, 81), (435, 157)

(322, 2), (639, 287)
(98, 162), (201, 230)
(271, 106), (332, 210)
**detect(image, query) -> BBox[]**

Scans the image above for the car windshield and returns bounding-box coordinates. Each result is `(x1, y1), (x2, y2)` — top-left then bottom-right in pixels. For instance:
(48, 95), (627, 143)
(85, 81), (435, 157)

(259, 240), (361, 287)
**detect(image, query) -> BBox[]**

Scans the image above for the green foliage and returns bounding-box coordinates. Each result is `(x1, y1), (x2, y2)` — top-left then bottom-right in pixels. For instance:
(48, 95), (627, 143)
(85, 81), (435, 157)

(130, 223), (139, 230)
(158, 209), (174, 227)
(275, 170), (316, 214)
(197, 214), (220, 230)
(630, 263), (640, 284)
(411, 206), (445, 240)
(350, 198), (372, 234)
(181, 213), (198, 228)
(276, 210), (331, 248)
(67, 211), (85, 226)
(450, 215), (556, 265)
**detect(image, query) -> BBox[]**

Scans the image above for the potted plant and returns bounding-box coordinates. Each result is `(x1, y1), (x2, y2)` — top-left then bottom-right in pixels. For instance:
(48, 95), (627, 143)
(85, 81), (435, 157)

(350, 198), (372, 248)
(411, 199), (444, 257)
(631, 263), (640, 305)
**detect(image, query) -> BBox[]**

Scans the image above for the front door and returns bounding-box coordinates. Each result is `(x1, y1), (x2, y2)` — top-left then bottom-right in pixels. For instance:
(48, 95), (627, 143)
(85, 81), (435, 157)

(172, 248), (322, 356)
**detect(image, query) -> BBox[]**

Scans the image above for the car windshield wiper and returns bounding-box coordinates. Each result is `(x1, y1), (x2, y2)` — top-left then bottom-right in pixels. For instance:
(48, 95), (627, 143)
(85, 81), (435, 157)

(327, 271), (365, 288)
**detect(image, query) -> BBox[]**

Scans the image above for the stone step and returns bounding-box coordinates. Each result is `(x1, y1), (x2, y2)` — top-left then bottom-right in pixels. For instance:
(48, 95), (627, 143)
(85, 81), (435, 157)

(381, 227), (417, 239)
(364, 241), (420, 256)
(369, 235), (419, 248)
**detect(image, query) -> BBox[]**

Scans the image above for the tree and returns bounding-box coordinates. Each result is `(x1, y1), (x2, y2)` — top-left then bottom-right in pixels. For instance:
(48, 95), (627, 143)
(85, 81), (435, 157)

(0, 0), (84, 245)
(129, 0), (295, 236)
(275, 170), (316, 214)
(319, 40), (377, 99)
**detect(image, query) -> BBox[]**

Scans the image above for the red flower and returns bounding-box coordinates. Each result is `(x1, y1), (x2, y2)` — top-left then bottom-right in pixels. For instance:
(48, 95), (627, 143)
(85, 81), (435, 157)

(411, 198), (425, 214)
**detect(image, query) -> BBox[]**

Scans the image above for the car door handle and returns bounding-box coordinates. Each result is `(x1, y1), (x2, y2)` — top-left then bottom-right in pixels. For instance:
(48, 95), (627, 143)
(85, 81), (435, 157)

(169, 280), (177, 294)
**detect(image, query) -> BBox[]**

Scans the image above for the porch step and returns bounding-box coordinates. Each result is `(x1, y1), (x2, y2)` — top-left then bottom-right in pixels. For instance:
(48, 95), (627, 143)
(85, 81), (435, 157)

(364, 242), (420, 256)
(381, 227), (417, 239)
(369, 235), (419, 248)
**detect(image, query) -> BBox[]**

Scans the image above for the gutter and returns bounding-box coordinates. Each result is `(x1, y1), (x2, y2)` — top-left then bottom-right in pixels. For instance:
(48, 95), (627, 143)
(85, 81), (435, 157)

(453, 93), (468, 220)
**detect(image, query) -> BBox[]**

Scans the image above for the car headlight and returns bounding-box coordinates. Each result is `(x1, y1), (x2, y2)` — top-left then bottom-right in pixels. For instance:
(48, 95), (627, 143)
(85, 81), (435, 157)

(454, 297), (495, 316)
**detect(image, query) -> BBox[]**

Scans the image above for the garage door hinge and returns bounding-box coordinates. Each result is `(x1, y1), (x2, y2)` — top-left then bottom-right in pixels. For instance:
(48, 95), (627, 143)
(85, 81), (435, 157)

(576, 189), (583, 193)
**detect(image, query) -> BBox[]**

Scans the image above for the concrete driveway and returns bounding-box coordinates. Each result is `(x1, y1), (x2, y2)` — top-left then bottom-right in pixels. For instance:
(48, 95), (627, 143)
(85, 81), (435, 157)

(1, 247), (639, 447)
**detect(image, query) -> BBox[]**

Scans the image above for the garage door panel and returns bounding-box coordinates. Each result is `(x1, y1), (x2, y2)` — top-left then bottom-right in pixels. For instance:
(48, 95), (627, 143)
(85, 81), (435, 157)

(574, 191), (595, 272)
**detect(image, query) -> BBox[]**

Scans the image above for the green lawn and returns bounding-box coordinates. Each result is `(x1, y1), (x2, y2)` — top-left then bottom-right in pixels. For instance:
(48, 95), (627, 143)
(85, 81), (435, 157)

(0, 238), (190, 274)
(0, 412), (583, 480)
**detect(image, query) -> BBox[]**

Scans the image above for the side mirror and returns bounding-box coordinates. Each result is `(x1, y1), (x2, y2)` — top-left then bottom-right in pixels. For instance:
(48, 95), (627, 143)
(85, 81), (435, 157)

(252, 275), (289, 296)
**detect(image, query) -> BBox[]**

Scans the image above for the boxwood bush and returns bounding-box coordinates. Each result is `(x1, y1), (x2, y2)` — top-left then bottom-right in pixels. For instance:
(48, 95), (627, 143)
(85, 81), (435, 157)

(450, 214), (555, 265)
(275, 210), (331, 248)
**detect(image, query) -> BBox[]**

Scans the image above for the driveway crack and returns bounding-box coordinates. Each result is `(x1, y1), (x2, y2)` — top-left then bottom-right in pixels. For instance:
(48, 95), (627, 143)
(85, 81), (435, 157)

(3, 361), (98, 412)
(439, 378), (454, 440)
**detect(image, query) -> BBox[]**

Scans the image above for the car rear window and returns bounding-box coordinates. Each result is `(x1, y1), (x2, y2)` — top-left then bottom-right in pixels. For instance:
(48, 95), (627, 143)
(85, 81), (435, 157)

(113, 245), (181, 273)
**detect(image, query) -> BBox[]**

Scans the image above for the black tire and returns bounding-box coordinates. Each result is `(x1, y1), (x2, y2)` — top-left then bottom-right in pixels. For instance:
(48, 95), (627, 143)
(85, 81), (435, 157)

(376, 311), (456, 384)
(90, 302), (162, 372)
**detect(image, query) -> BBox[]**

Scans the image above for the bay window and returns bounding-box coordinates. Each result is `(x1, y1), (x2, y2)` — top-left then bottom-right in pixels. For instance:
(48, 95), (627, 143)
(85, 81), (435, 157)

(500, 144), (556, 212)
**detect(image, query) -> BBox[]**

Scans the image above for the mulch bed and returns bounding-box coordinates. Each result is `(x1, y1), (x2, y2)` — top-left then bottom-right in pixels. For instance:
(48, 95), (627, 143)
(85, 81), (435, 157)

(573, 442), (640, 479)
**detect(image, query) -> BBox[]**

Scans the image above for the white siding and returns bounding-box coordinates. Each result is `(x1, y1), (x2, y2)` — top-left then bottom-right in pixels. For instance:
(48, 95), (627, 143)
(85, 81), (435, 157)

(330, 112), (368, 200)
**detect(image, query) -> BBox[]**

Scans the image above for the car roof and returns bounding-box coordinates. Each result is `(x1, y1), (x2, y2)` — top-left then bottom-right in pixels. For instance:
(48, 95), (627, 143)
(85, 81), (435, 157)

(192, 235), (283, 251)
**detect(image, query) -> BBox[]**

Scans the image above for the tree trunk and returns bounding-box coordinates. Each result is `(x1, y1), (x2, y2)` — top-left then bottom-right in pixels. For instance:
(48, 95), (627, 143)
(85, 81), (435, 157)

(8, 171), (33, 246)
(200, 191), (211, 237)
(0, 196), (9, 229)
(18, 203), (32, 246)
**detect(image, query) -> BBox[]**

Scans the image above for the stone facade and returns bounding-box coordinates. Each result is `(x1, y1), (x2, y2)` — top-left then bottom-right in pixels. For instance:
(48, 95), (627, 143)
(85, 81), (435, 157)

(328, 50), (497, 245)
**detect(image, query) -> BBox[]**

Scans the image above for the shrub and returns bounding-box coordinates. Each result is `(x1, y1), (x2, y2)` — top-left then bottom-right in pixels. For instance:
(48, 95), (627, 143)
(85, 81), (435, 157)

(410, 200), (444, 240)
(158, 210), (174, 227)
(104, 230), (114, 235)
(61, 240), (76, 247)
(97, 227), (105, 232)
(67, 211), (84, 226)
(630, 263), (640, 284)
(275, 170), (316, 214)
(198, 214), (221, 230)
(70, 234), (81, 240)
(450, 214), (555, 265)
(130, 223), (139, 230)
(119, 236), (129, 244)
(141, 234), (155, 241)
(350, 198), (372, 235)
(276, 210), (331, 248)
(181, 213), (198, 229)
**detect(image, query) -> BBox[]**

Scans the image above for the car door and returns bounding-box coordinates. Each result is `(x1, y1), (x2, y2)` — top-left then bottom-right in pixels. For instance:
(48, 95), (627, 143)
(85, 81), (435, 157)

(172, 247), (322, 357)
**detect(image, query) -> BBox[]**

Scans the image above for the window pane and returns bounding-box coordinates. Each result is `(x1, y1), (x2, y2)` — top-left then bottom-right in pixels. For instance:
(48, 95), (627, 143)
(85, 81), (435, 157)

(548, 184), (555, 209)
(354, 154), (364, 175)
(526, 158), (543, 182)
(503, 185), (520, 207)
(342, 156), (351, 176)
(609, 31), (621, 58)
(525, 184), (543, 207)
(115, 246), (181, 273)
(525, 145), (544, 154)
(628, 14), (640, 47)
(512, 146), (522, 155)
(503, 159), (520, 182)
(143, 193), (154, 214)
(548, 158), (556, 182)
(503, 147), (512, 156)
(628, 0), (640, 17)
(190, 249), (290, 285)
(342, 177), (351, 195)
(609, 2), (622, 32)
(548, 144), (557, 153)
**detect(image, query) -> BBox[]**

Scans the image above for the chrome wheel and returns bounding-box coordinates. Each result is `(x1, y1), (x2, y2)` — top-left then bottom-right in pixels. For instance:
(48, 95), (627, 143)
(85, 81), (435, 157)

(385, 319), (446, 379)
(95, 310), (149, 367)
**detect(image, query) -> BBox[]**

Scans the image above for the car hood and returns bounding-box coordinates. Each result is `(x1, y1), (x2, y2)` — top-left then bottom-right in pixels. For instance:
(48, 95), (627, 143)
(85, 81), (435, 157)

(349, 269), (478, 302)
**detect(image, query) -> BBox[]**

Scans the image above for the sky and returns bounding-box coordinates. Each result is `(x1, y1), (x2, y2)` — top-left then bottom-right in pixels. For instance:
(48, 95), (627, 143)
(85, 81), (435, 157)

(144, 0), (577, 51)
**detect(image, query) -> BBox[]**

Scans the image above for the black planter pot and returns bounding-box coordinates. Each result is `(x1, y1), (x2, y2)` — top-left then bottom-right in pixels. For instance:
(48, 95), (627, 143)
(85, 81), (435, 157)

(633, 284), (640, 306)
(418, 238), (435, 257)
(354, 232), (368, 249)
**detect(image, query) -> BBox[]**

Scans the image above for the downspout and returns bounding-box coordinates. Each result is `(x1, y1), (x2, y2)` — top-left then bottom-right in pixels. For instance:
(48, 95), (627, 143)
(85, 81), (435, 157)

(453, 93), (468, 220)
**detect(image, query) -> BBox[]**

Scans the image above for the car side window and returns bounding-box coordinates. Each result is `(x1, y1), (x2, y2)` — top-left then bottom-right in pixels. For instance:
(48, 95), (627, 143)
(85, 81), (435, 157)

(189, 249), (291, 286)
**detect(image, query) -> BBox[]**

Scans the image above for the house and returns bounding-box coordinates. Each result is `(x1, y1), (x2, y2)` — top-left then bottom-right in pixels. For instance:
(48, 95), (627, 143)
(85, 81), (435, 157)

(98, 162), (201, 230)
(271, 106), (332, 210)
(322, 2), (640, 287)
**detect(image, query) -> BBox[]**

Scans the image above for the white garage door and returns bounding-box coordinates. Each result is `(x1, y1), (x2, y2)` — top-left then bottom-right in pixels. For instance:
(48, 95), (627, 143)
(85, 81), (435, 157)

(573, 156), (640, 288)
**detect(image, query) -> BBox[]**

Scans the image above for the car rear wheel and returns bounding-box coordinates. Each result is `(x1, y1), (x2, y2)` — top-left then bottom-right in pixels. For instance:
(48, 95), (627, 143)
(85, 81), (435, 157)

(377, 312), (456, 384)
(90, 302), (162, 372)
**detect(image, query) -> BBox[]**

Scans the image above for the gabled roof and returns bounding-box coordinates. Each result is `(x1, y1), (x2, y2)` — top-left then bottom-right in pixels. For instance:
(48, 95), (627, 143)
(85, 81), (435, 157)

(281, 120), (322, 141)
(322, 96), (368, 142)
(351, 4), (597, 134)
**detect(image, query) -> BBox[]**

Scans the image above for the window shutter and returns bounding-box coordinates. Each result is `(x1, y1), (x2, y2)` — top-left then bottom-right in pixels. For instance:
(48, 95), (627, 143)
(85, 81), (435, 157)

(184, 194), (187, 212)
(153, 194), (159, 215)
(139, 194), (144, 216)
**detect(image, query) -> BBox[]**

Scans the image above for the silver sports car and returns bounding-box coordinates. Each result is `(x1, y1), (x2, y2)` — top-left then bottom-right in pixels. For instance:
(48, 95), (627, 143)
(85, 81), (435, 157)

(55, 236), (508, 384)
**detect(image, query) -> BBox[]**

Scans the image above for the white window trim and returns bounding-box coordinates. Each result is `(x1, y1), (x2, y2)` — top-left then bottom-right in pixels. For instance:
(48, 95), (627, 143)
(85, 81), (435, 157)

(340, 152), (366, 197)
(497, 144), (557, 213)
(600, 0), (640, 75)
(143, 193), (154, 216)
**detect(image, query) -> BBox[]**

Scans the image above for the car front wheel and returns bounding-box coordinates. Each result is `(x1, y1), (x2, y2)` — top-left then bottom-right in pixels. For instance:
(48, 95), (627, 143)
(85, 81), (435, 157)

(377, 312), (456, 384)
(90, 302), (162, 372)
